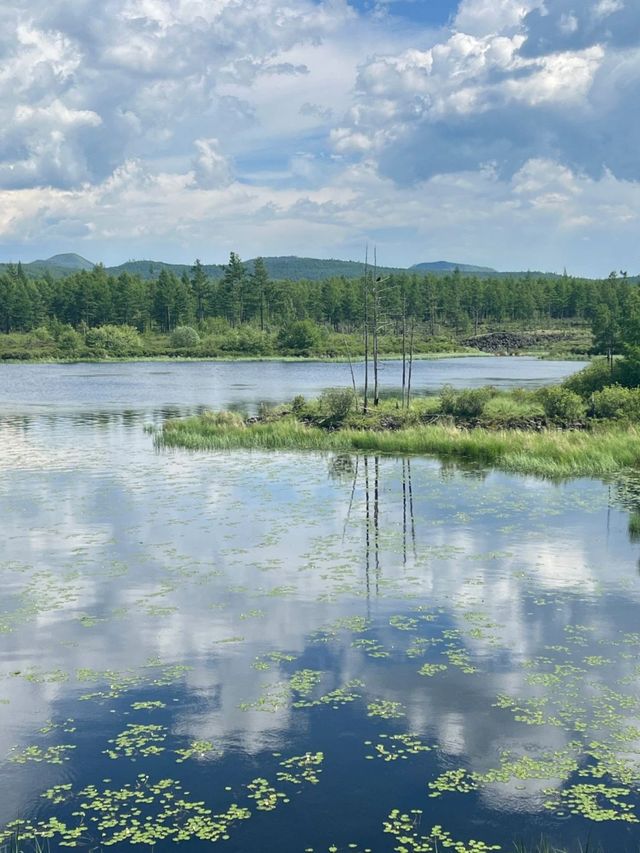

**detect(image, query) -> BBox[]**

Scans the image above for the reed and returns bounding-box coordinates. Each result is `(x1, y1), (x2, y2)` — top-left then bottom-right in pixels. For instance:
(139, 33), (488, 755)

(160, 413), (640, 479)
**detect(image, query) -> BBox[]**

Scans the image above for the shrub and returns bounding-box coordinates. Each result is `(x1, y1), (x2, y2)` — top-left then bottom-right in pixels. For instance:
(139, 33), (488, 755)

(28, 326), (54, 345)
(277, 320), (322, 355)
(171, 326), (200, 348)
(618, 346), (640, 388)
(538, 386), (586, 422)
(440, 385), (495, 418)
(219, 327), (272, 355)
(291, 395), (306, 415)
(319, 387), (356, 423)
(85, 325), (143, 357)
(563, 359), (618, 397)
(56, 327), (84, 355)
(590, 385), (640, 420)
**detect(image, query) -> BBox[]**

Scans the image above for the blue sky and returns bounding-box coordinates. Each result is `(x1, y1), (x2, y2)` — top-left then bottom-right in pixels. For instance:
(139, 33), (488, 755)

(0, 0), (638, 276)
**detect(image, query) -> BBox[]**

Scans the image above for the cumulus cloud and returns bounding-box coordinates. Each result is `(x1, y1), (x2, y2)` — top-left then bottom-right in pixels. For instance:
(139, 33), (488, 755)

(0, 0), (638, 274)
(520, 0), (640, 55)
(454, 0), (543, 36)
(331, 0), (640, 185)
(191, 137), (233, 189)
(0, 0), (353, 189)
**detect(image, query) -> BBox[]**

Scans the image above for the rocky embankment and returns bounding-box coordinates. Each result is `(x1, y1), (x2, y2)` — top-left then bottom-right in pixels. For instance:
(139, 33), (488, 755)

(463, 331), (574, 353)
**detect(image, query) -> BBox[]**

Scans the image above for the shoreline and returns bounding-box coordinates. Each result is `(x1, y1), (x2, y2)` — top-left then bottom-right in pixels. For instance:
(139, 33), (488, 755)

(0, 350), (586, 366)
(158, 416), (640, 480)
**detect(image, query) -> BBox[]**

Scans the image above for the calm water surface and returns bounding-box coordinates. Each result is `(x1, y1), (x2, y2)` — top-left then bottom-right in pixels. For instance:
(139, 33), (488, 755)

(0, 356), (585, 417)
(1, 358), (639, 853)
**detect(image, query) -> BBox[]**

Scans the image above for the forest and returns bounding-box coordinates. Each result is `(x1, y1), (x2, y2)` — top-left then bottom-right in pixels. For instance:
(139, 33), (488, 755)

(0, 252), (636, 360)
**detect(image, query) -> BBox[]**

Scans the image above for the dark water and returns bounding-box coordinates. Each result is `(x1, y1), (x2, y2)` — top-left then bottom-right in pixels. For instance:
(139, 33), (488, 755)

(1, 358), (640, 853)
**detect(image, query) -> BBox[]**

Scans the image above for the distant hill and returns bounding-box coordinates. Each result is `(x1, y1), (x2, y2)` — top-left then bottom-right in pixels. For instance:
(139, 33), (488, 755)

(0, 252), (613, 282)
(40, 253), (95, 270)
(106, 255), (405, 282)
(411, 261), (497, 273)
(107, 260), (224, 280)
(0, 253), (95, 279)
(244, 256), (404, 281)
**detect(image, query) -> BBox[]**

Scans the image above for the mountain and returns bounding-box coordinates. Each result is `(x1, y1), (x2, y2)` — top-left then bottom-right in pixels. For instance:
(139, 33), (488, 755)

(0, 253), (96, 278)
(39, 253), (95, 270)
(107, 260), (224, 280)
(410, 261), (497, 274)
(0, 252), (602, 282)
(106, 255), (405, 282)
(244, 256), (404, 281)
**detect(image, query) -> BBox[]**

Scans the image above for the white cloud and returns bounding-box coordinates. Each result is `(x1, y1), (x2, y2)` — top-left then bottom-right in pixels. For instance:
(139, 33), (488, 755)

(0, 0), (638, 273)
(454, 0), (543, 36)
(191, 138), (233, 189)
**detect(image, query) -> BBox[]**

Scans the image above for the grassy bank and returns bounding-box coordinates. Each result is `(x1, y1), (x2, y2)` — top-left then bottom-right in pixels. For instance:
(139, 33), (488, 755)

(0, 323), (591, 363)
(160, 415), (640, 478)
(0, 350), (483, 366)
(158, 372), (640, 478)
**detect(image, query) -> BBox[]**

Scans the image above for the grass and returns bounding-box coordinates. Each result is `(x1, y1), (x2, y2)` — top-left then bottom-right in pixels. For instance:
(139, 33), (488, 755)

(159, 412), (640, 479)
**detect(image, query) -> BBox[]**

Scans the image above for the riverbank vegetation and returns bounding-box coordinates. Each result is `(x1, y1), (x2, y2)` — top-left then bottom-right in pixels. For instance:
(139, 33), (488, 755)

(0, 252), (634, 360)
(159, 361), (640, 478)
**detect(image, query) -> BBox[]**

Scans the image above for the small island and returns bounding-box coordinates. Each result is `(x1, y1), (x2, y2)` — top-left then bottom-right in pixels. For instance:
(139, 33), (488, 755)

(160, 358), (640, 480)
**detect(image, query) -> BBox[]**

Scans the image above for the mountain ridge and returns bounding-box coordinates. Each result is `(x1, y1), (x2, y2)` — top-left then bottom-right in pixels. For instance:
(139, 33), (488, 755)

(0, 253), (583, 281)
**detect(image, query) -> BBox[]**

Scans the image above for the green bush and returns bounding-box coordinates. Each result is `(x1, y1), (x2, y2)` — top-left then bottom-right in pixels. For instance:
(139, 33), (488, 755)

(28, 326), (54, 345)
(85, 325), (143, 357)
(563, 359), (618, 397)
(277, 320), (322, 355)
(590, 385), (640, 420)
(319, 387), (356, 423)
(291, 395), (306, 415)
(171, 326), (200, 348)
(219, 327), (273, 355)
(538, 386), (586, 421)
(56, 327), (84, 355)
(619, 346), (640, 388)
(440, 385), (495, 418)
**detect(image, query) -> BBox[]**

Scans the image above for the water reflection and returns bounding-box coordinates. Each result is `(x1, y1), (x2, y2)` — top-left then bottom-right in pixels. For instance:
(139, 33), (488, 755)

(0, 405), (639, 850)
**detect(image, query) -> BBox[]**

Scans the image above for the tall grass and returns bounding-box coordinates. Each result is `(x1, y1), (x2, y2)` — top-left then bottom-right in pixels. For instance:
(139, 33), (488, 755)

(160, 414), (640, 479)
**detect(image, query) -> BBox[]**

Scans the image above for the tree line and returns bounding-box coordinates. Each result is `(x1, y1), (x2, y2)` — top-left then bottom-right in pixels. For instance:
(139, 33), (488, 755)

(0, 253), (637, 348)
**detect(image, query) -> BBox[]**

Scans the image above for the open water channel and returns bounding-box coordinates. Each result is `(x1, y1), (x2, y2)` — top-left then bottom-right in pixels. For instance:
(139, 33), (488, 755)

(2, 357), (640, 852)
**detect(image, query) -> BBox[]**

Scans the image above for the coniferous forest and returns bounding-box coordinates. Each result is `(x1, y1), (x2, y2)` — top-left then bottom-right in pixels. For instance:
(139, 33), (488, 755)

(0, 253), (636, 360)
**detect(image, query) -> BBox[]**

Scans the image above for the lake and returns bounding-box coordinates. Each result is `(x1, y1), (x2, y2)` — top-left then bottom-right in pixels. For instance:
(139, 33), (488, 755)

(1, 357), (640, 853)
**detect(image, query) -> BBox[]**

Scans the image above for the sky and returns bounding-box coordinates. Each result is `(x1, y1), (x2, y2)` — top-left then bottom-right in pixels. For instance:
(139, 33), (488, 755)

(0, 0), (638, 276)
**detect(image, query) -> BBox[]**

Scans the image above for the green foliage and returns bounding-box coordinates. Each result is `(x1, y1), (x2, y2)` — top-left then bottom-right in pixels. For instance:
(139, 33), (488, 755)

(291, 395), (306, 414)
(319, 388), (356, 423)
(618, 345), (640, 387)
(200, 410), (246, 429)
(277, 320), (323, 355)
(537, 387), (586, 422)
(219, 327), (273, 355)
(170, 325), (200, 348)
(55, 326), (84, 355)
(482, 394), (544, 422)
(590, 385), (640, 420)
(563, 359), (617, 397)
(85, 324), (143, 357)
(161, 407), (640, 478)
(440, 386), (495, 418)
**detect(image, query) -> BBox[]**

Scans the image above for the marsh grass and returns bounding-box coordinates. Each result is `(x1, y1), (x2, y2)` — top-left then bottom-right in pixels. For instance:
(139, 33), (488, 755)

(160, 412), (640, 479)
